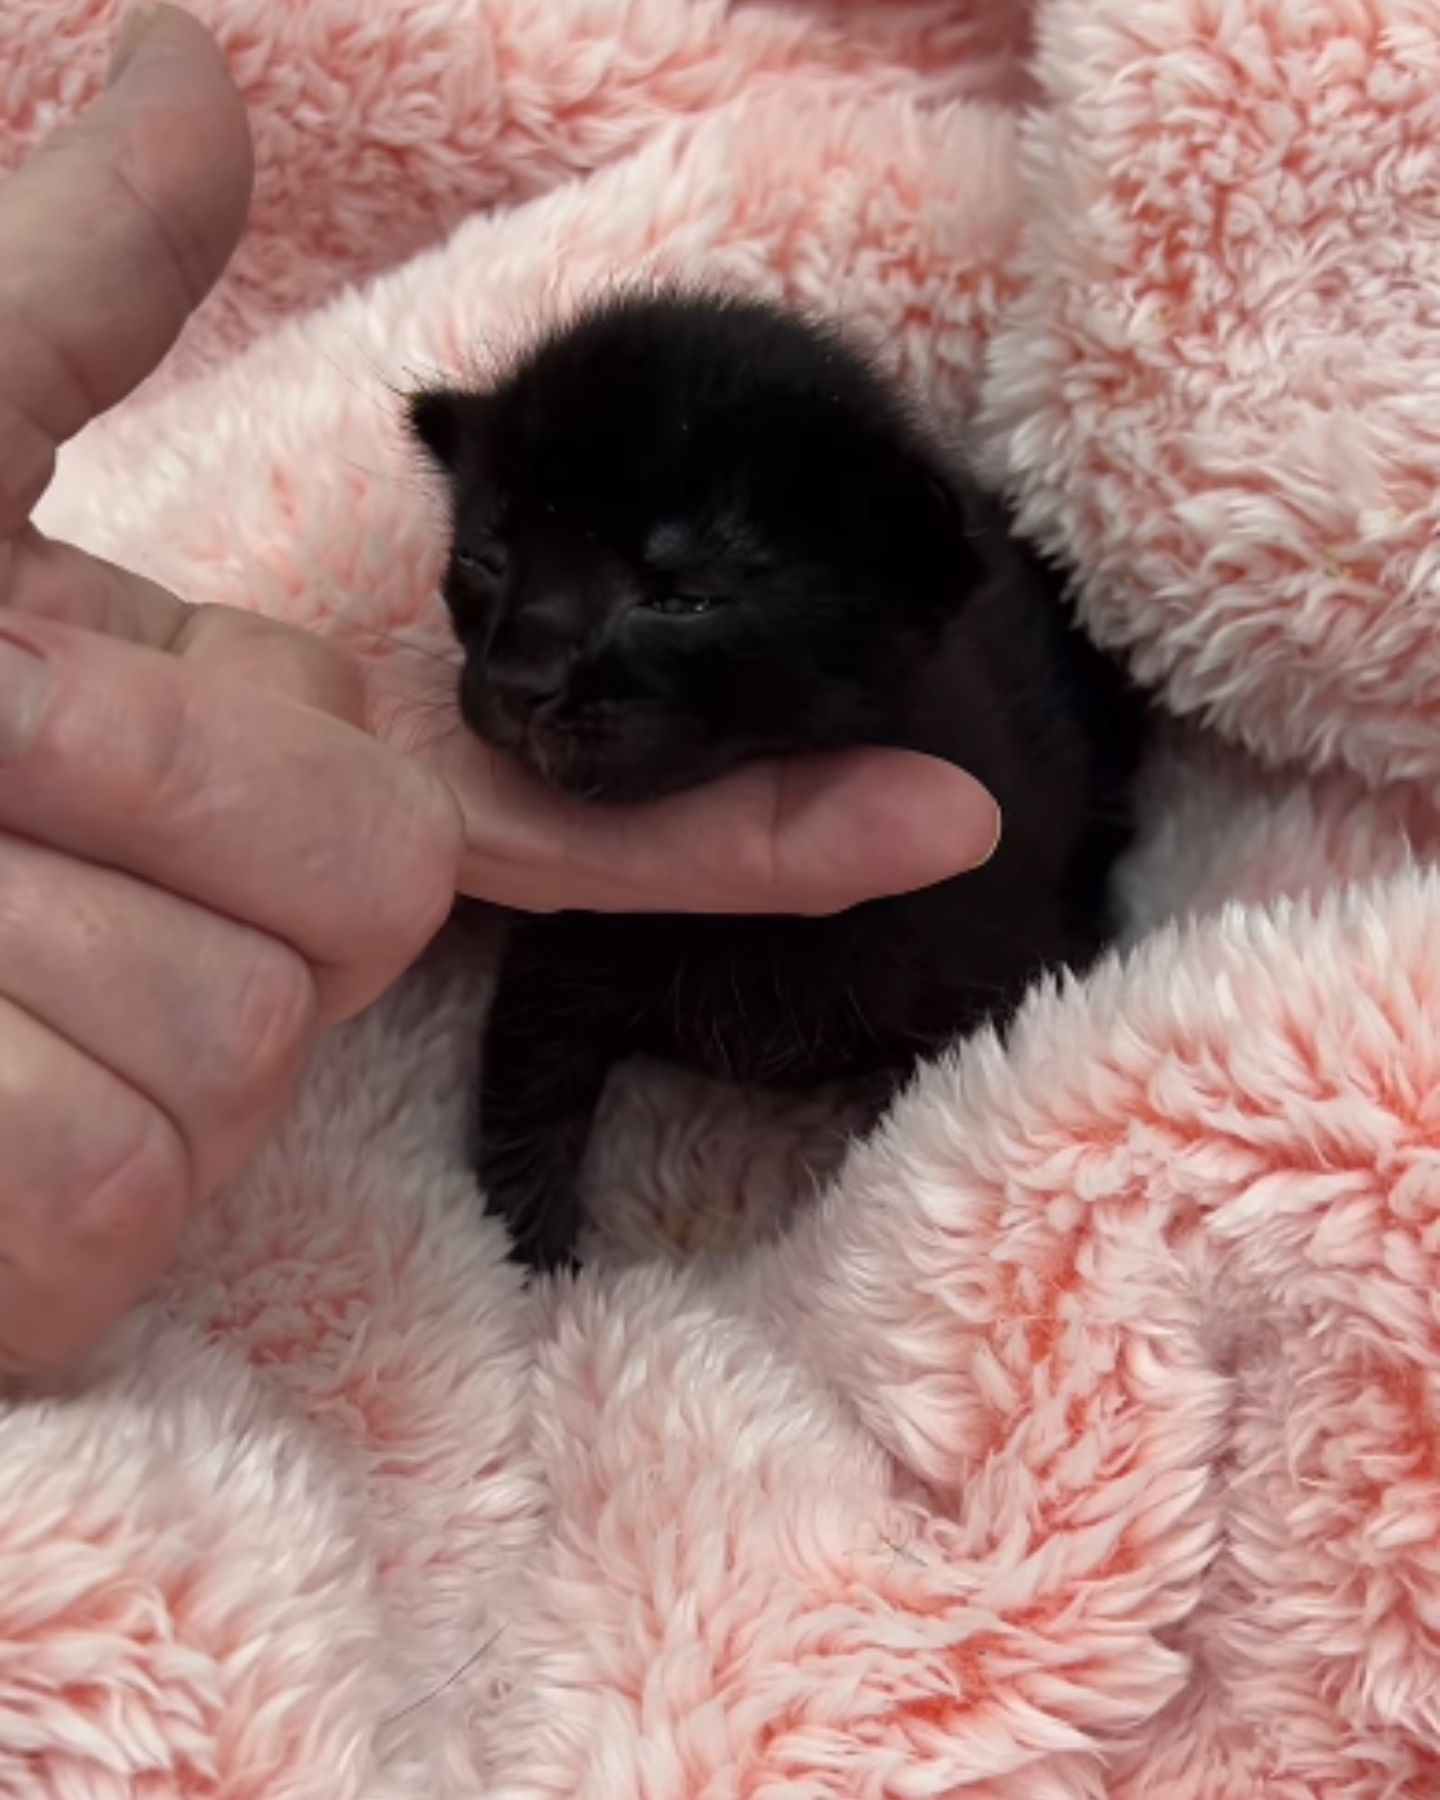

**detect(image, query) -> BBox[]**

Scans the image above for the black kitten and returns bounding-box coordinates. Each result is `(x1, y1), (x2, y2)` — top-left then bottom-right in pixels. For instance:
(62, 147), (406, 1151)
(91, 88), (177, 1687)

(411, 291), (1147, 1271)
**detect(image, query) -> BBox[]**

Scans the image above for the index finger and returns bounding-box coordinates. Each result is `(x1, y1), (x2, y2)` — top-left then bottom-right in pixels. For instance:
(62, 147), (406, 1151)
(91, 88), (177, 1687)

(0, 6), (251, 535)
(0, 613), (461, 1022)
(447, 733), (1002, 917)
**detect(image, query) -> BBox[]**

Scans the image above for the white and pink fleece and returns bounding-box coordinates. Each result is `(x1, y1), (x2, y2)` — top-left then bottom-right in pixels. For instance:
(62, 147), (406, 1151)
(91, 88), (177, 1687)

(7, 2), (1440, 1794)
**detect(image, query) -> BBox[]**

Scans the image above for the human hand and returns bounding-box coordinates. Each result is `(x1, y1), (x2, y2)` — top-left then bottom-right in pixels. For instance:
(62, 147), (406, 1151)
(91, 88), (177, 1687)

(0, 7), (464, 1374)
(0, 6), (998, 1373)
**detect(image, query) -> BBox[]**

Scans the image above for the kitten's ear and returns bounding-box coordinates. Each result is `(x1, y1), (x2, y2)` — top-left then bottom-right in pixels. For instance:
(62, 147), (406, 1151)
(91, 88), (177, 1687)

(923, 469), (993, 597)
(407, 386), (474, 471)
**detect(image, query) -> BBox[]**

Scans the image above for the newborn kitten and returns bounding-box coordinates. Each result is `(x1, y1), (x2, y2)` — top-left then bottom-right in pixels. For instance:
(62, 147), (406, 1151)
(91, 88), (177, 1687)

(411, 291), (1148, 1271)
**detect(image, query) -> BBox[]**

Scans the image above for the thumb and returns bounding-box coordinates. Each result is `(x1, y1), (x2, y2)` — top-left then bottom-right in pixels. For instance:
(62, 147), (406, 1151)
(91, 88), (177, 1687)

(0, 6), (252, 536)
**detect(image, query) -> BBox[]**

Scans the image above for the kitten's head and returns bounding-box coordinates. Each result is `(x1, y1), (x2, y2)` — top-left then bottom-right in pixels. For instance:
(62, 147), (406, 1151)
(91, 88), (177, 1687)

(410, 291), (984, 802)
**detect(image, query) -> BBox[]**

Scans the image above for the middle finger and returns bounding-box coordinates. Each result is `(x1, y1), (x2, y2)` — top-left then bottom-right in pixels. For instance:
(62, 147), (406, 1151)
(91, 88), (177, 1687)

(0, 831), (318, 1198)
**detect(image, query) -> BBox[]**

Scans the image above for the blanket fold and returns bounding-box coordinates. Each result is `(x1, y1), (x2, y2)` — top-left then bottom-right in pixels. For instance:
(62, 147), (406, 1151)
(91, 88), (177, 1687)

(7, 1), (1440, 1796)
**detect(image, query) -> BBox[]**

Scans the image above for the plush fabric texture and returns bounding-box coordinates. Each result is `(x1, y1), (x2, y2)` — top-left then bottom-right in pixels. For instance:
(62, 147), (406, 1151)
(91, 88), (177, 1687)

(8, 1), (1440, 1795)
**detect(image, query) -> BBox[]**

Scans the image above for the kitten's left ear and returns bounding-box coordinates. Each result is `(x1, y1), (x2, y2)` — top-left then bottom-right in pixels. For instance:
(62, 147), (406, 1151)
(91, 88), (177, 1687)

(925, 469), (994, 595)
(408, 386), (473, 471)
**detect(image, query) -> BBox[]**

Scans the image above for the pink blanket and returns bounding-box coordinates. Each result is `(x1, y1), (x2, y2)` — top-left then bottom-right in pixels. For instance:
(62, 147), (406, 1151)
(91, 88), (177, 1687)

(8, 2), (1440, 1794)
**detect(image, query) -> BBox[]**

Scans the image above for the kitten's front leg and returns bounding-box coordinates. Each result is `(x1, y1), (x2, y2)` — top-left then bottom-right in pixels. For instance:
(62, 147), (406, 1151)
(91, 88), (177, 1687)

(477, 925), (628, 1273)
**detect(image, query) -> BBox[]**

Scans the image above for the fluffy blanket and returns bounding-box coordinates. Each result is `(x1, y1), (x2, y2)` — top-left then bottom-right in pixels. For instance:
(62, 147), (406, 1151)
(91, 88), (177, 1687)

(8, 1), (1440, 1795)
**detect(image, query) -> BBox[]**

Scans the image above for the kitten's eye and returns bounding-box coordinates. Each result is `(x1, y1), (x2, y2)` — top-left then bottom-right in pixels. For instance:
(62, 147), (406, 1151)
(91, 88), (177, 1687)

(454, 544), (506, 581)
(642, 593), (724, 618)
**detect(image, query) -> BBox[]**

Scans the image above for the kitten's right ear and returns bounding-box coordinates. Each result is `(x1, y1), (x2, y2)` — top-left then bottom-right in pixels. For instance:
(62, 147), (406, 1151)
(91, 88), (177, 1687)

(407, 386), (471, 471)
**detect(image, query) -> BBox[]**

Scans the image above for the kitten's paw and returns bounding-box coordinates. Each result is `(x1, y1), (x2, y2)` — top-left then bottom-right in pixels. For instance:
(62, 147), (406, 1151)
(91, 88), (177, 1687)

(508, 1223), (581, 1279)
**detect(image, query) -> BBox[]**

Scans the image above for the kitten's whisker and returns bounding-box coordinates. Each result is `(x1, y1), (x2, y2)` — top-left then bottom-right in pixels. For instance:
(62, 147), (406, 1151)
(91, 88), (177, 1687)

(314, 346), (405, 418)
(379, 640), (463, 674)
(330, 327), (415, 402)
(399, 354), (472, 393)
(329, 452), (440, 498)
(337, 615), (458, 663)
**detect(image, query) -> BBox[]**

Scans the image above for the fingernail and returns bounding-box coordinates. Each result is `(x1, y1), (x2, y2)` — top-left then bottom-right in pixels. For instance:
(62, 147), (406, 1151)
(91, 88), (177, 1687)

(108, 4), (162, 84)
(0, 630), (50, 763)
(973, 802), (1003, 869)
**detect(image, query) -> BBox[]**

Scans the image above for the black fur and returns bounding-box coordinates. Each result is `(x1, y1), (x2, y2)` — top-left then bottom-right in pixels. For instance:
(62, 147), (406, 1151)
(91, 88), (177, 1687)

(412, 291), (1148, 1271)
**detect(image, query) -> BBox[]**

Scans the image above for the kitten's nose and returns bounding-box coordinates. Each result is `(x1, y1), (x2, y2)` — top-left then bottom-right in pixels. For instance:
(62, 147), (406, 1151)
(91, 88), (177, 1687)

(484, 587), (578, 714)
(485, 652), (566, 713)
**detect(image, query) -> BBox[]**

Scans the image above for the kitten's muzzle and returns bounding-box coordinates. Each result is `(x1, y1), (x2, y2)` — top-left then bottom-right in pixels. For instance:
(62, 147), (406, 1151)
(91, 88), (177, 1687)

(460, 643), (566, 737)
(482, 658), (566, 715)
(459, 663), (662, 802)
(457, 654), (545, 751)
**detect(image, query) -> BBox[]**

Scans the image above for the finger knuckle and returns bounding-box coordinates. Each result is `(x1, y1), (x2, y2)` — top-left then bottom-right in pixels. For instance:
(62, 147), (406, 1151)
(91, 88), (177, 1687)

(369, 772), (462, 966)
(106, 142), (209, 313)
(187, 609), (365, 721)
(0, 391), (56, 530)
(74, 1101), (190, 1277)
(215, 939), (318, 1100)
(101, 670), (194, 832)
(282, 635), (365, 721)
